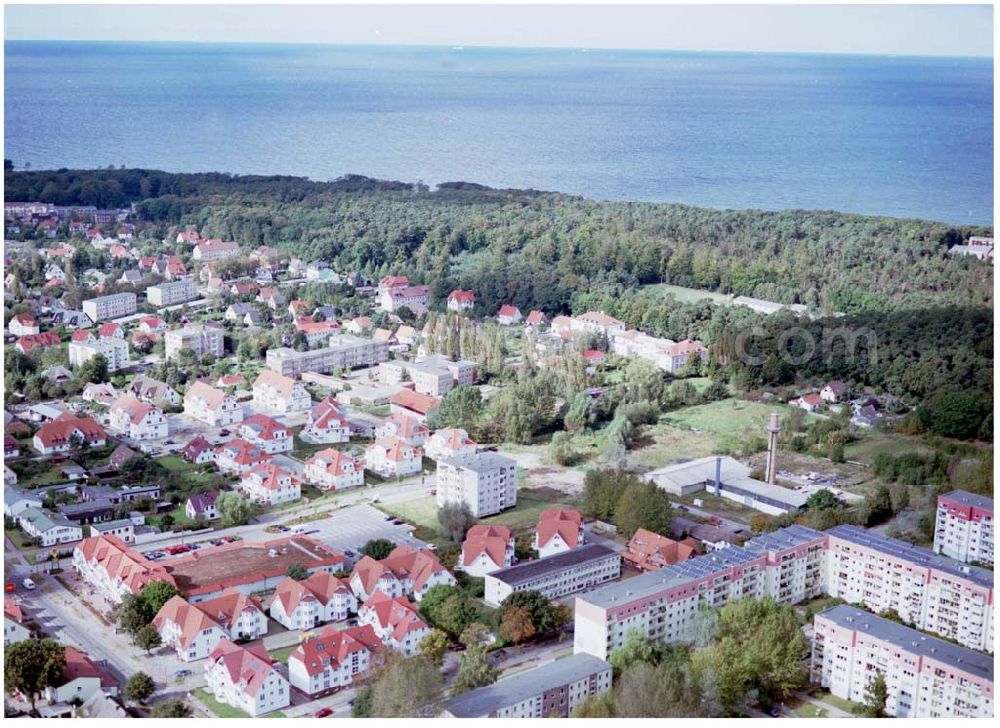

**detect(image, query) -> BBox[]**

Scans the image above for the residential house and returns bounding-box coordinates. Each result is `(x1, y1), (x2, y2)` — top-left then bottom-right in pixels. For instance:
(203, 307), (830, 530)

(9, 313), (39, 336)
(183, 436), (216, 465)
(183, 381), (243, 427)
(534, 509), (585, 559)
(524, 310), (547, 330)
(238, 414), (293, 454)
(446, 289), (476, 312)
(349, 544), (455, 603)
(185, 491), (220, 521)
(33, 414), (107, 455)
(193, 240), (240, 262)
(820, 381), (847, 403)
(215, 439), (270, 476)
(128, 375), (182, 406)
(288, 625), (383, 696)
(153, 591), (267, 662)
(252, 370), (312, 414)
(304, 448), (365, 491)
(204, 640), (290, 717)
(303, 397), (352, 443)
(375, 413), (429, 447)
(19, 507), (84, 546)
(108, 395), (168, 440)
(364, 438), (423, 479)
(388, 389), (440, 423)
(621, 529), (699, 572)
(458, 524), (516, 578)
(790, 393), (824, 412)
(497, 304), (522, 326)
(5, 597), (30, 645)
(344, 316), (373, 335)
(424, 427), (478, 462)
(267, 572), (358, 630)
(81, 382), (119, 407)
(16, 331), (61, 354)
(240, 463), (300, 506)
(42, 647), (118, 705)
(357, 591), (431, 656)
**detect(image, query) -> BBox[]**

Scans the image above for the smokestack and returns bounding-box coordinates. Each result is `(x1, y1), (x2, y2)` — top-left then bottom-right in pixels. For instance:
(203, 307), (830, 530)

(765, 409), (782, 485)
(714, 456), (722, 497)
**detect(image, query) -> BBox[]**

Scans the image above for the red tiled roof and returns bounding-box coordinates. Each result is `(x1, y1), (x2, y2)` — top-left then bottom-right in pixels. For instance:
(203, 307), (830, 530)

(35, 414), (107, 448)
(448, 289), (475, 304)
(71, 329), (95, 342)
(215, 438), (270, 468)
(109, 394), (155, 425)
(389, 389), (439, 417)
(16, 332), (61, 351)
(76, 534), (175, 595)
(498, 304), (520, 317)
(361, 591), (428, 642)
(207, 639), (277, 699)
(269, 572), (352, 618)
(290, 624), (383, 677)
(351, 545), (450, 596)
(621, 529), (699, 572)
(60, 647), (117, 690)
(98, 322), (121, 337)
(461, 525), (513, 567)
(240, 414), (287, 442)
(307, 448), (363, 476)
(535, 508), (583, 549)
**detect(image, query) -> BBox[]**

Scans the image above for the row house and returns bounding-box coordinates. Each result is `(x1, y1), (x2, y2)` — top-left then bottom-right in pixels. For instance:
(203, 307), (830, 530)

(204, 640), (290, 717)
(424, 427), (478, 462)
(239, 463), (300, 506)
(152, 591), (267, 662)
(16, 331), (62, 354)
(304, 448), (365, 491)
(357, 591), (431, 656)
(252, 370), (311, 414)
(364, 438), (423, 479)
(108, 394), (168, 440)
(811, 605), (992, 718)
(183, 381), (242, 427)
(288, 625), (383, 696)
(267, 572), (357, 630)
(349, 544), (455, 603)
(73, 534), (176, 605)
(303, 397), (352, 443)
(458, 524), (516, 578)
(239, 414), (293, 454)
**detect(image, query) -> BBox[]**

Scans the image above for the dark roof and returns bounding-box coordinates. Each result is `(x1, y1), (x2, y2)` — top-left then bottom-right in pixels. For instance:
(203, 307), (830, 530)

(108, 443), (139, 469)
(817, 605), (993, 682)
(488, 544), (618, 588)
(444, 654), (612, 717)
(939, 489), (993, 512)
(187, 490), (218, 515)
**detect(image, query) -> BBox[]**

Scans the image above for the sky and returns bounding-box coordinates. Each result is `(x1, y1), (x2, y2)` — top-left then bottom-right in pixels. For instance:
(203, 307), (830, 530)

(2, 3), (994, 57)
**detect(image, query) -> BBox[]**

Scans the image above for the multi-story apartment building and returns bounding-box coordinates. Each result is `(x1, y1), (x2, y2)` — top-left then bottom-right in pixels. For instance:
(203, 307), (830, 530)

(934, 490), (994, 566)
(68, 336), (130, 372)
(288, 625), (383, 696)
(436, 452), (518, 518)
(183, 381), (243, 427)
(146, 279), (199, 306)
(265, 334), (389, 376)
(107, 394), (168, 440)
(204, 640), (290, 717)
(811, 605), (993, 718)
(567, 311), (626, 338)
(611, 330), (708, 372)
(441, 653), (613, 718)
(746, 525), (827, 604)
(378, 355), (476, 396)
(824, 525), (993, 653)
(484, 544), (621, 607)
(153, 591), (267, 662)
(267, 572), (357, 630)
(252, 370), (311, 413)
(304, 448), (365, 491)
(81, 292), (136, 321)
(165, 323), (225, 360)
(193, 239), (240, 261)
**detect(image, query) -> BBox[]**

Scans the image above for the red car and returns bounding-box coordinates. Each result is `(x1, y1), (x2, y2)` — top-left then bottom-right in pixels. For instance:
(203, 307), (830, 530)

(4, 583), (14, 593)
(314, 708), (333, 718)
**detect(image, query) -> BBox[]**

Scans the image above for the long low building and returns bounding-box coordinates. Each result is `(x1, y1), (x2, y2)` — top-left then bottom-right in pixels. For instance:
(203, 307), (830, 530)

(811, 605), (993, 718)
(484, 543), (620, 608)
(266, 334), (389, 376)
(441, 653), (613, 718)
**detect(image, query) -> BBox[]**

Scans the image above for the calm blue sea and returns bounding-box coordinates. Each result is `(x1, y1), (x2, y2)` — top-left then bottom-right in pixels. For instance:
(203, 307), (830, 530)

(3, 41), (994, 224)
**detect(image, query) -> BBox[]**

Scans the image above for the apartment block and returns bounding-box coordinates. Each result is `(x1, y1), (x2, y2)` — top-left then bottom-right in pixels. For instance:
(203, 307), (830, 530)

(441, 653), (613, 718)
(824, 525), (993, 653)
(266, 334), (389, 377)
(378, 354), (476, 396)
(811, 605), (993, 718)
(436, 451), (518, 518)
(165, 323), (225, 360)
(934, 490), (993, 566)
(81, 292), (136, 321)
(68, 337), (130, 372)
(146, 279), (199, 306)
(485, 544), (620, 608)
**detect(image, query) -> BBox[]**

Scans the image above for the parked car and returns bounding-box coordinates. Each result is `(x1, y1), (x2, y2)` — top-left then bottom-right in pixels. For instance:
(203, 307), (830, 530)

(21, 578), (35, 590)
(392, 519), (404, 526)
(384, 514), (394, 521)
(344, 550), (355, 558)
(314, 708), (333, 718)
(4, 583), (14, 593)
(174, 669), (192, 678)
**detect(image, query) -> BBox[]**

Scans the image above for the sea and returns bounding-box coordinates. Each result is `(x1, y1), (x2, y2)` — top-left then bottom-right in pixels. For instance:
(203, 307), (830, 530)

(3, 41), (994, 225)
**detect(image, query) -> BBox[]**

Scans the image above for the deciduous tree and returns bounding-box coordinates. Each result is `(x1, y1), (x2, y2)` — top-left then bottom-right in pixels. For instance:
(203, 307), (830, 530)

(3, 639), (66, 709)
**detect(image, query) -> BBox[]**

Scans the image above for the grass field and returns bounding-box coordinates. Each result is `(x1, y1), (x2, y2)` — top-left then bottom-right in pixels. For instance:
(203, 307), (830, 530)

(5, 528), (36, 550)
(155, 455), (194, 472)
(662, 398), (793, 441)
(268, 644), (297, 665)
(640, 283), (732, 306)
(843, 431), (937, 464)
(383, 486), (577, 538)
(628, 423), (715, 470)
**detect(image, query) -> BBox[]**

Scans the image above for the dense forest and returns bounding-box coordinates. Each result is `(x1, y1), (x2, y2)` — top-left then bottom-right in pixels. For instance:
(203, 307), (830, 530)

(5, 167), (993, 314)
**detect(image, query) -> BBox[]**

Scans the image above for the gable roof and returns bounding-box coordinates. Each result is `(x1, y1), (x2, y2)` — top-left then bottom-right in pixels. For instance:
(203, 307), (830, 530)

(268, 572), (352, 617)
(185, 381), (231, 410)
(622, 528), (699, 571)
(462, 524), (513, 567)
(535, 508), (583, 549)
(207, 639), (278, 698)
(290, 624), (383, 677)
(389, 389), (440, 417)
(352, 544), (450, 596)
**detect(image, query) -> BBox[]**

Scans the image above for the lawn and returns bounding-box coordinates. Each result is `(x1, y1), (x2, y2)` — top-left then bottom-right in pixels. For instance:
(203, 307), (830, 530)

(639, 283), (732, 306)
(155, 455), (198, 472)
(5, 528), (37, 550)
(268, 644), (297, 664)
(627, 423), (715, 470)
(192, 688), (286, 719)
(813, 690), (859, 714)
(662, 398), (794, 442)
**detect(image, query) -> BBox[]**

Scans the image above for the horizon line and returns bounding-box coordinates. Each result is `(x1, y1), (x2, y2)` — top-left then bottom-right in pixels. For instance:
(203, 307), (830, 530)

(4, 37), (993, 61)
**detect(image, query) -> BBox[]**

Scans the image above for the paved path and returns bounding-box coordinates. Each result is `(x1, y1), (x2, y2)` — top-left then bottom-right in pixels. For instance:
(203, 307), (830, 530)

(790, 691), (852, 718)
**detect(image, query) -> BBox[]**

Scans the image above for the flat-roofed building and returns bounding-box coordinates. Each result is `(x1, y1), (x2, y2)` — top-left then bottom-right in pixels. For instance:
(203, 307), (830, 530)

(378, 355), (476, 396)
(82, 292), (136, 321)
(165, 323), (224, 360)
(146, 279), (199, 306)
(484, 544), (620, 607)
(811, 605), (993, 718)
(441, 653), (613, 718)
(69, 336), (130, 372)
(934, 490), (993, 565)
(436, 451), (517, 518)
(266, 334), (389, 377)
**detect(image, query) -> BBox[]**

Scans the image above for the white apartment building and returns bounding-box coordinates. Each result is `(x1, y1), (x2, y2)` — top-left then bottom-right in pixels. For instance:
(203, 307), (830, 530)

(193, 240), (241, 261)
(204, 640), (290, 717)
(183, 381), (243, 427)
(357, 592), (431, 656)
(165, 323), (225, 360)
(240, 463), (300, 506)
(484, 544), (621, 608)
(252, 370), (312, 413)
(107, 395), (168, 440)
(68, 337), (130, 373)
(425, 427), (478, 462)
(82, 292), (136, 321)
(436, 451), (517, 518)
(459, 524), (516, 578)
(378, 355), (476, 397)
(267, 573), (358, 630)
(304, 448), (365, 491)
(146, 279), (199, 306)
(238, 414), (293, 454)
(288, 625), (383, 696)
(811, 605), (993, 718)
(441, 654), (613, 719)
(568, 311), (626, 338)
(611, 330), (708, 372)
(153, 592), (267, 662)
(934, 490), (993, 566)
(364, 438), (423, 479)
(265, 335), (389, 376)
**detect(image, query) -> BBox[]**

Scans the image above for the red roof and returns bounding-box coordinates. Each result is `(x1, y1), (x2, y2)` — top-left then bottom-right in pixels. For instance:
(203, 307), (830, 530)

(448, 289), (476, 304)
(215, 438), (270, 468)
(240, 414), (288, 442)
(351, 544), (450, 596)
(98, 322), (121, 338)
(498, 304), (520, 318)
(535, 508), (583, 549)
(461, 524), (513, 567)
(379, 275), (410, 289)
(290, 624), (383, 677)
(389, 389), (440, 417)
(35, 414), (107, 448)
(76, 534), (176, 596)
(207, 639), (277, 699)
(16, 332), (61, 351)
(110, 394), (156, 425)
(71, 329), (95, 342)
(360, 591), (428, 642)
(525, 310), (546, 325)
(621, 529), (699, 572)
(59, 647), (117, 690)
(269, 572), (352, 618)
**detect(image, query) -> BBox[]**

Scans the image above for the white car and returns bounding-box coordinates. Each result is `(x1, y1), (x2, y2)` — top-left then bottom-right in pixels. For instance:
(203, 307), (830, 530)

(21, 578), (35, 590)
